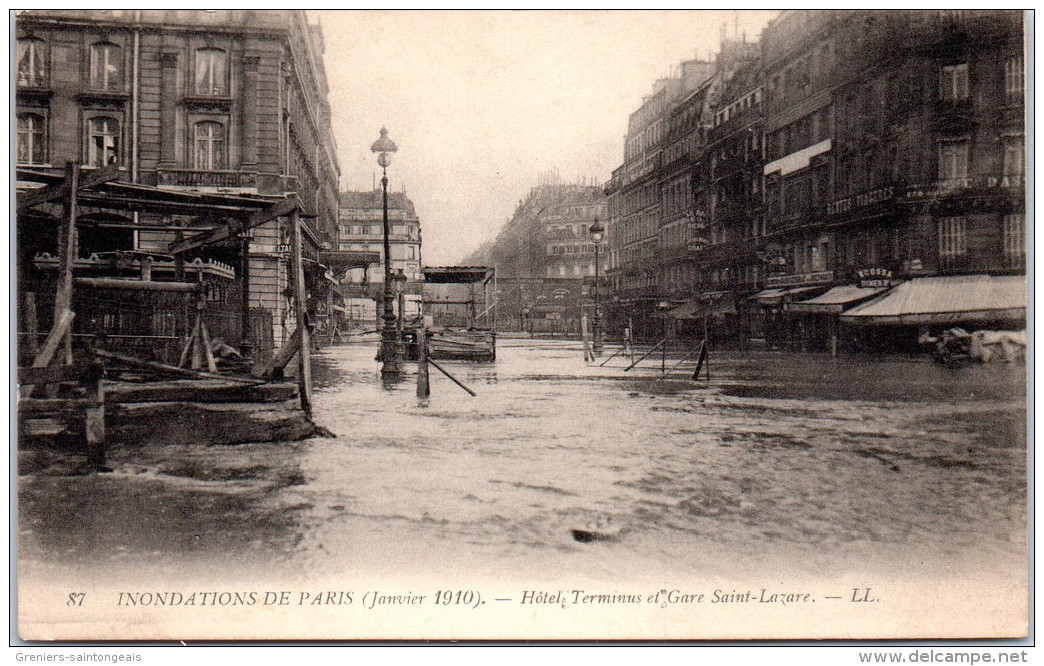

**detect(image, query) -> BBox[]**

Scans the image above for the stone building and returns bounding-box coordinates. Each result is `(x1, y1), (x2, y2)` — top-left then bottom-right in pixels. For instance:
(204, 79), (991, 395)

(604, 60), (714, 338)
(484, 176), (607, 335)
(760, 10), (1026, 352)
(602, 10), (1025, 351)
(15, 9), (340, 349)
(336, 189), (423, 326)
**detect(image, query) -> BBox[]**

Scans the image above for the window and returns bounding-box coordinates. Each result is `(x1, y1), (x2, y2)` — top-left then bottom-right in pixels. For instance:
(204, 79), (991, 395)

(1003, 139), (1024, 187)
(17, 113), (45, 165)
(87, 117), (120, 166)
(89, 42), (122, 91)
(940, 62), (969, 101)
(1005, 56), (1024, 105)
(938, 140), (969, 186)
(938, 217), (967, 258)
(1002, 214), (1025, 265)
(17, 38), (47, 87)
(194, 48), (228, 95)
(193, 121), (226, 170)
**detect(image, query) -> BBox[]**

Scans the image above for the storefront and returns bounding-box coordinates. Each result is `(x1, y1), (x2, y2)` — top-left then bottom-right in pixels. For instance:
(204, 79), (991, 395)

(839, 274), (1027, 353)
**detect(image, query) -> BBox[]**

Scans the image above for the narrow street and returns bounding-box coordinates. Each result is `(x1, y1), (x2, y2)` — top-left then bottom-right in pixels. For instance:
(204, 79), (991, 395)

(19, 340), (1027, 595)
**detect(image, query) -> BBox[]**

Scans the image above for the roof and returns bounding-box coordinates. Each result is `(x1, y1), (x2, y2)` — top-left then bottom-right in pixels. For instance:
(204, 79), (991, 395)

(17, 168), (290, 218)
(339, 189), (417, 216)
(423, 266), (492, 284)
(840, 275), (1027, 325)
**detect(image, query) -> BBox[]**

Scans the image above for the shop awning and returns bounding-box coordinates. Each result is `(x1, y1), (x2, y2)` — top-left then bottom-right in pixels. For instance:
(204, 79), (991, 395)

(669, 291), (736, 319)
(839, 275), (1026, 326)
(754, 285), (823, 306)
(785, 285), (889, 314)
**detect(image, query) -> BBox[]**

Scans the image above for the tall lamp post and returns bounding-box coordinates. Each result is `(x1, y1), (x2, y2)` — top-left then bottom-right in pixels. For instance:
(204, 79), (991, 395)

(589, 217), (604, 356)
(371, 127), (402, 378)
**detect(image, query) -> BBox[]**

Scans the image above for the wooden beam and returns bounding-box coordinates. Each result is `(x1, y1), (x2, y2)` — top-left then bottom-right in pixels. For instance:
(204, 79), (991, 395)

(200, 320), (218, 373)
(56, 162), (80, 365)
(95, 349), (262, 384)
(18, 362), (84, 386)
(75, 277), (202, 292)
(31, 309), (74, 370)
(17, 163), (120, 212)
(290, 208), (312, 413)
(167, 196), (300, 255)
(258, 326), (301, 379)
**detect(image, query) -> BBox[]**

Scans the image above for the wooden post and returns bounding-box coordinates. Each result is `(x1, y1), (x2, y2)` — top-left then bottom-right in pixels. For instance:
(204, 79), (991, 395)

(289, 208), (312, 413)
(191, 313), (203, 370)
(240, 235), (252, 355)
(55, 162), (80, 366)
(581, 312), (592, 362)
(83, 362), (106, 469)
(692, 341), (710, 382)
(416, 327), (430, 398)
(830, 316), (838, 358)
(23, 292), (39, 358)
(627, 317), (635, 364)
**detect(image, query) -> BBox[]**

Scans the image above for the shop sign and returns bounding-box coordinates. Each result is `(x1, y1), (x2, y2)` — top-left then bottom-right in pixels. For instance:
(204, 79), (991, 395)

(827, 186), (895, 216)
(765, 270), (834, 288)
(857, 268), (896, 288)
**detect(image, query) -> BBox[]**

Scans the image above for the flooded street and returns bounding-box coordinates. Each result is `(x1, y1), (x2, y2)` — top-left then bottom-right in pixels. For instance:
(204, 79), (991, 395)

(17, 339), (1028, 638)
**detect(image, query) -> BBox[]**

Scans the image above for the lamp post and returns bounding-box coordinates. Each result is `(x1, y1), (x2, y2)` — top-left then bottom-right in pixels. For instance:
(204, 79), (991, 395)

(371, 127), (402, 378)
(589, 217), (604, 356)
(394, 268), (407, 348)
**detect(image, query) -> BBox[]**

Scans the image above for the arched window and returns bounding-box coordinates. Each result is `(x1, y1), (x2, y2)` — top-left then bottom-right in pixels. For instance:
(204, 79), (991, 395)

(193, 121), (226, 170)
(17, 113), (45, 165)
(89, 42), (122, 91)
(87, 117), (120, 166)
(194, 48), (228, 95)
(17, 37), (47, 87)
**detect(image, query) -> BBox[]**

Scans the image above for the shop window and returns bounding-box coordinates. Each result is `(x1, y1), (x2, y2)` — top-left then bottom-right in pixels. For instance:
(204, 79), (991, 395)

(87, 117), (120, 166)
(939, 62), (969, 101)
(17, 113), (46, 165)
(193, 121), (227, 170)
(1002, 214), (1025, 266)
(89, 42), (122, 91)
(17, 37), (47, 88)
(194, 48), (228, 96)
(938, 217), (967, 259)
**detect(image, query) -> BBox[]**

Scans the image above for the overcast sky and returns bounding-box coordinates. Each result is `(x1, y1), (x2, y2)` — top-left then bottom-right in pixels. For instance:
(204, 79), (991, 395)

(318, 10), (778, 266)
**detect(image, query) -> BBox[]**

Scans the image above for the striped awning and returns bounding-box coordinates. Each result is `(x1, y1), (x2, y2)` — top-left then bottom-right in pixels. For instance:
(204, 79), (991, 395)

(785, 285), (889, 314)
(755, 285), (824, 306)
(839, 275), (1026, 326)
(669, 291), (736, 319)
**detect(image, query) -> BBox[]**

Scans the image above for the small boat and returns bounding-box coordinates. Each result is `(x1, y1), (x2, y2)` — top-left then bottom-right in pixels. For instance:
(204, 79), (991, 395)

(428, 329), (496, 362)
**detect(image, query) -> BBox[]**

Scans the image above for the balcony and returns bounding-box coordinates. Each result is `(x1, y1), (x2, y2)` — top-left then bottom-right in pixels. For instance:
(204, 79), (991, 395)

(156, 169), (258, 191)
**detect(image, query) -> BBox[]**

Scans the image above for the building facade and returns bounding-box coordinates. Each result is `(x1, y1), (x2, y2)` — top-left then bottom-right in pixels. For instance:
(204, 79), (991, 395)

(337, 189), (424, 325)
(600, 10), (1025, 350)
(604, 60), (715, 338)
(483, 176), (607, 335)
(16, 9), (341, 348)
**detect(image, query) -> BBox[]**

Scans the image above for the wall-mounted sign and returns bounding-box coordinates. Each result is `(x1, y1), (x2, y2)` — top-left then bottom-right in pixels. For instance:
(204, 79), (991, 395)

(827, 186), (895, 216)
(857, 267), (896, 288)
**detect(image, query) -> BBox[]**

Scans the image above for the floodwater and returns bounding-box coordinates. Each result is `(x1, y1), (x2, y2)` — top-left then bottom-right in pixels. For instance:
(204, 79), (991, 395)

(17, 338), (1028, 636)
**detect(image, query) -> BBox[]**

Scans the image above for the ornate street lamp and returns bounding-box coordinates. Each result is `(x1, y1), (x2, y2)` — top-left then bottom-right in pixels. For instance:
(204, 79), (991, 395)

(371, 127), (402, 378)
(589, 217), (605, 356)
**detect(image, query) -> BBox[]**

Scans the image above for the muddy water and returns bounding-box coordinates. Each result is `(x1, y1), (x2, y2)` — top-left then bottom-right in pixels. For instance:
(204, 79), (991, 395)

(18, 340), (1027, 591)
